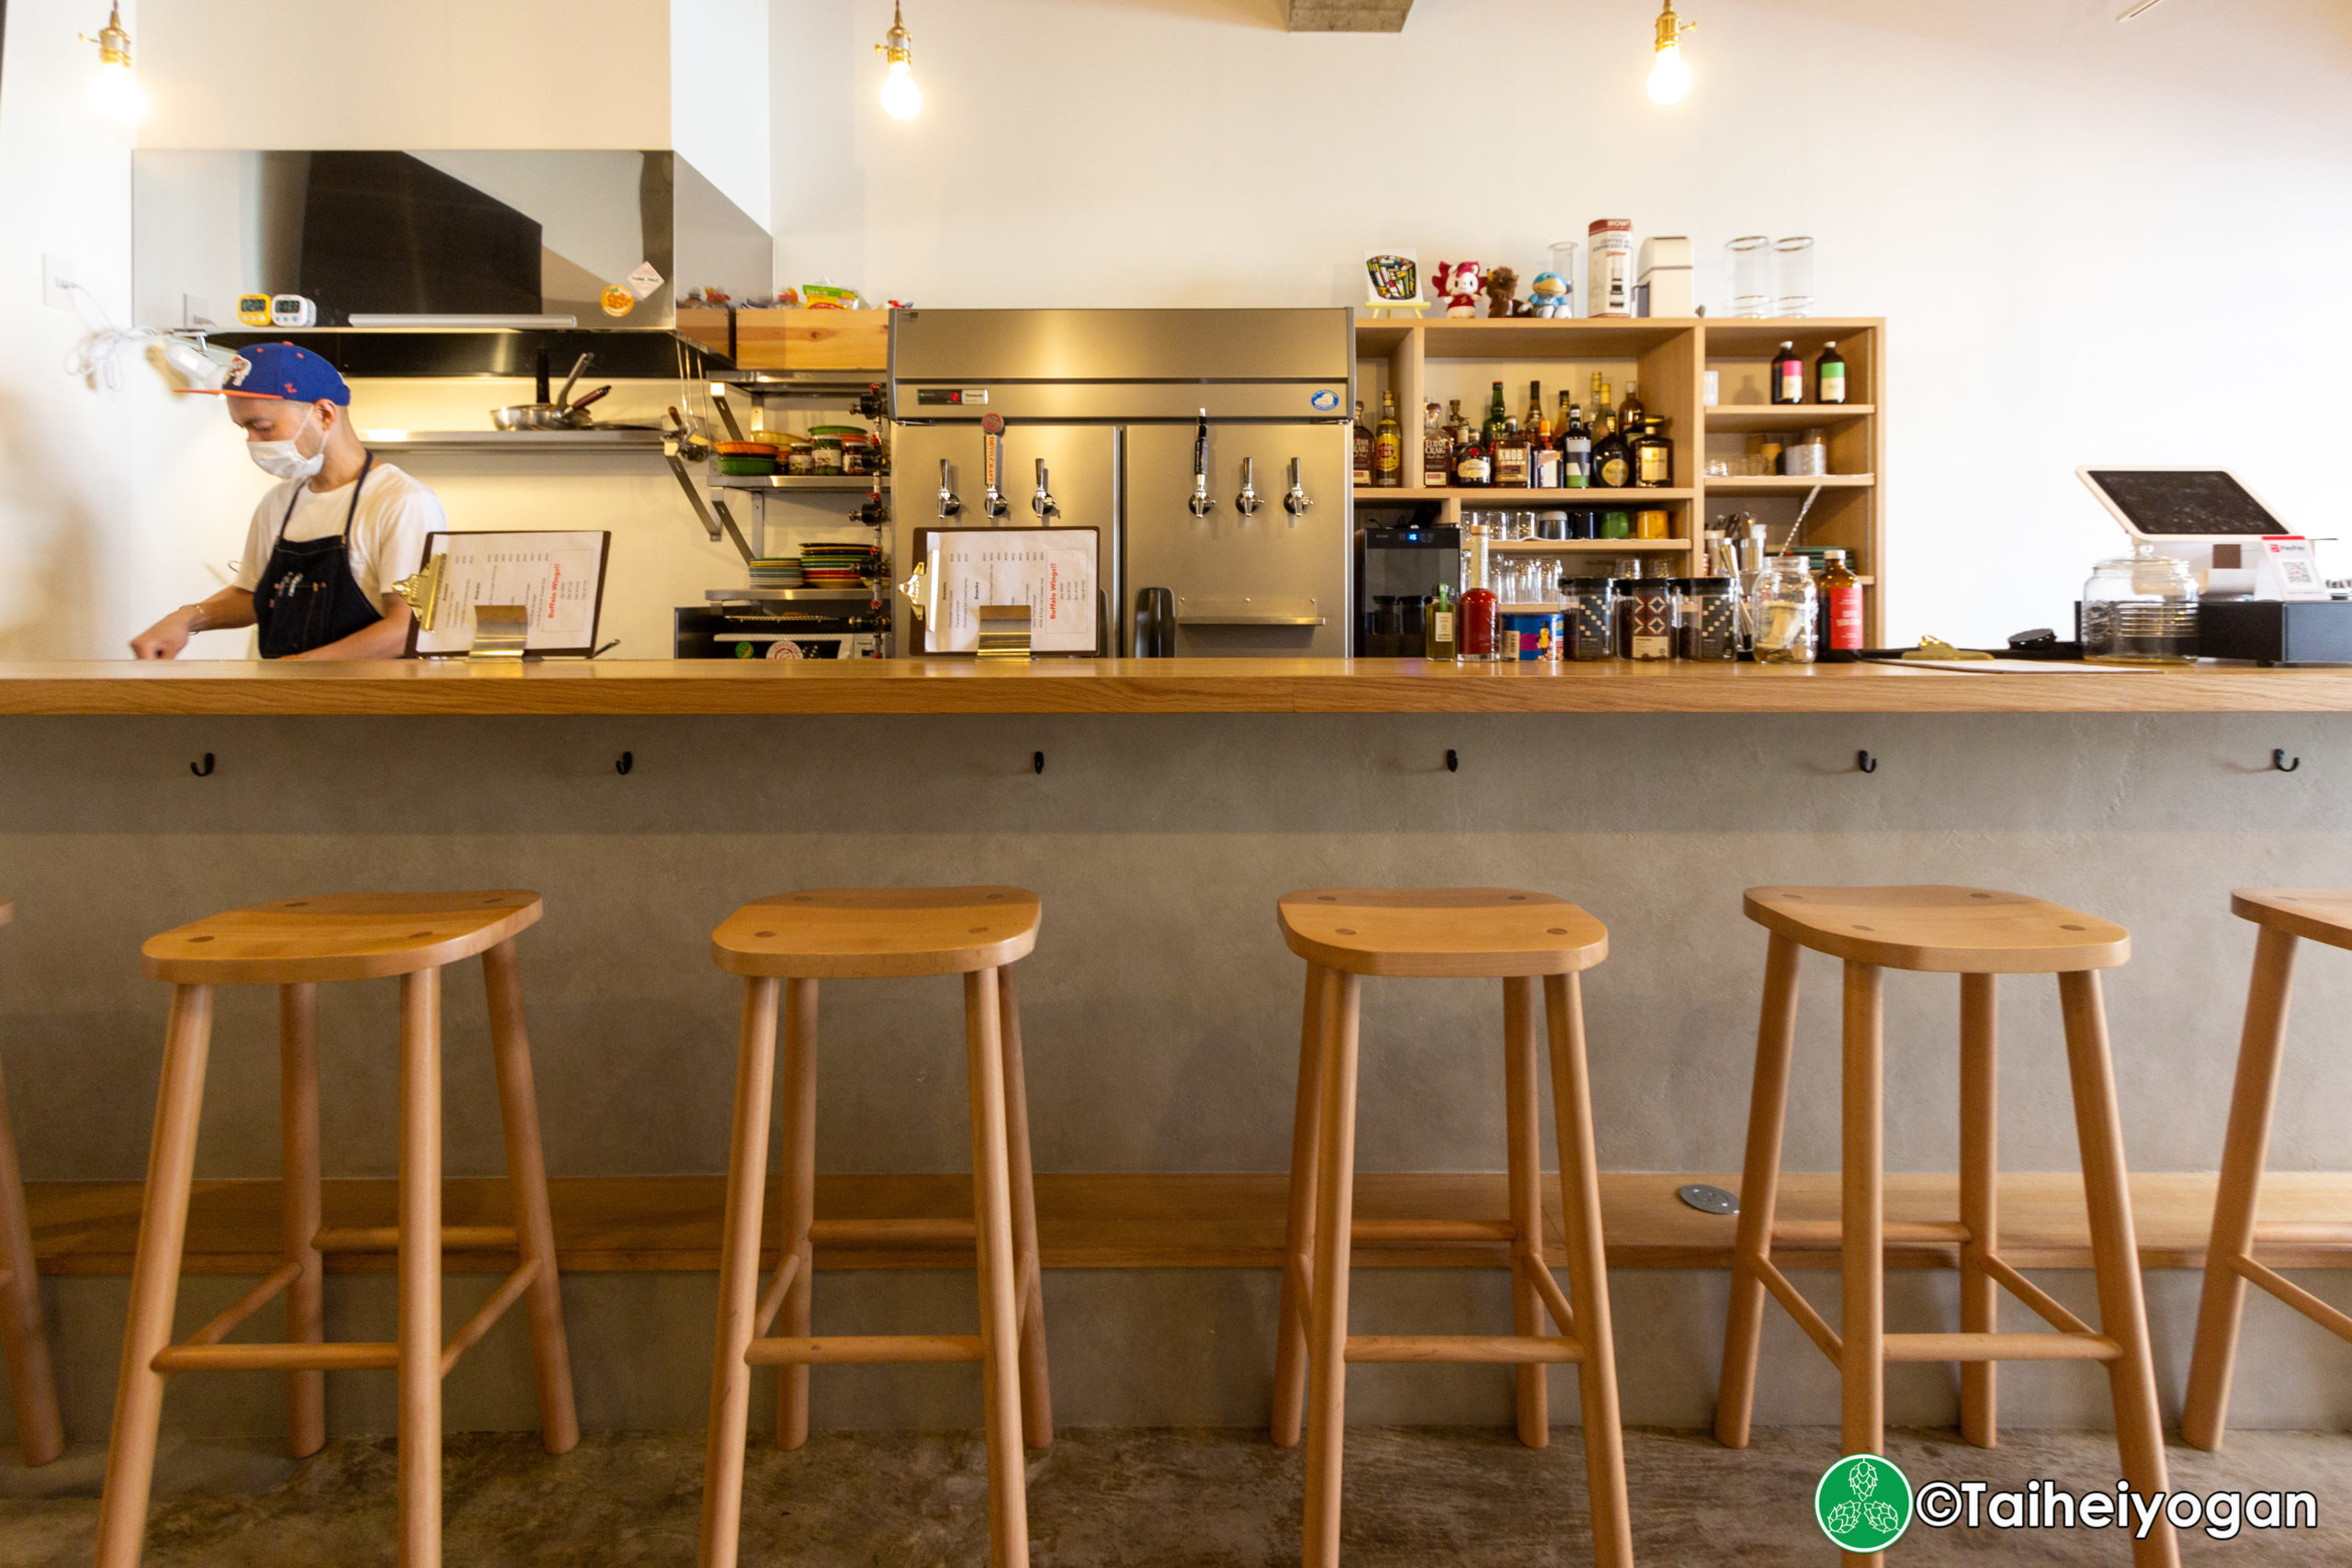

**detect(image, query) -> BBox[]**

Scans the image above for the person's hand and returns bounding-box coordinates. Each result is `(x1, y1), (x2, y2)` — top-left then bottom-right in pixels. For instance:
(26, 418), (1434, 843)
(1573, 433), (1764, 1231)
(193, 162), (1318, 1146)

(130, 610), (196, 660)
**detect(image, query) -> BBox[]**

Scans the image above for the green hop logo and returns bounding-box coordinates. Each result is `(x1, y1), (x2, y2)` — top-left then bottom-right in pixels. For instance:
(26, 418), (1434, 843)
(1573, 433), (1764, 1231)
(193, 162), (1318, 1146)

(1815, 1453), (1912, 1553)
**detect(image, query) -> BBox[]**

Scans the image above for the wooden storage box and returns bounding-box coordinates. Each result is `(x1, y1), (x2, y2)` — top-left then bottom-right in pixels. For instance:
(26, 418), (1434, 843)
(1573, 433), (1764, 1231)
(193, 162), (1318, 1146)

(736, 309), (889, 372)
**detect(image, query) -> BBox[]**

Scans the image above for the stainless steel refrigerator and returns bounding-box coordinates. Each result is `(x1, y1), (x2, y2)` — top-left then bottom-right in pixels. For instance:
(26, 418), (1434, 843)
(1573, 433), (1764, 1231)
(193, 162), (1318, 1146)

(887, 308), (1353, 656)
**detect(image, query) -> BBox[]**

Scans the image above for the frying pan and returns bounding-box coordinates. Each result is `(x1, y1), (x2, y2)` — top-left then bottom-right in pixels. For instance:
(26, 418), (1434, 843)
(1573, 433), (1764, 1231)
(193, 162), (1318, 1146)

(491, 352), (598, 430)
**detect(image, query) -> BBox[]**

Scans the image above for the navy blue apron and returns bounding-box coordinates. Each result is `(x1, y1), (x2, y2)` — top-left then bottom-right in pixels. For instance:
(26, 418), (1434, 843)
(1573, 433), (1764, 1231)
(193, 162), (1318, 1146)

(254, 453), (381, 659)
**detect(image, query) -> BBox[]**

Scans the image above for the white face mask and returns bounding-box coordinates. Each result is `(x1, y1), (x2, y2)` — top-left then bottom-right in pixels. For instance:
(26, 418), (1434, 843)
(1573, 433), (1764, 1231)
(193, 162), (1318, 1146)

(246, 408), (326, 481)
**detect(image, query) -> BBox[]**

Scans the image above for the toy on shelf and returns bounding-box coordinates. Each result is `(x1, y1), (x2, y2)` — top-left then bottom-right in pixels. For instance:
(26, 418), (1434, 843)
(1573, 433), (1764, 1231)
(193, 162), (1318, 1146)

(1528, 272), (1572, 317)
(1431, 261), (1484, 318)
(1484, 266), (1525, 318)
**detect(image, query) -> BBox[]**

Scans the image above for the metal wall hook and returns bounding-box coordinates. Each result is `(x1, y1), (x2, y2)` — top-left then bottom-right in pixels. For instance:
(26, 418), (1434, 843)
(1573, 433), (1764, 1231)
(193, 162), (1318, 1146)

(1857, 750), (1878, 773)
(1034, 751), (1046, 775)
(1445, 749), (1459, 773)
(189, 752), (215, 778)
(2273, 749), (2301, 773)
(616, 751), (635, 775)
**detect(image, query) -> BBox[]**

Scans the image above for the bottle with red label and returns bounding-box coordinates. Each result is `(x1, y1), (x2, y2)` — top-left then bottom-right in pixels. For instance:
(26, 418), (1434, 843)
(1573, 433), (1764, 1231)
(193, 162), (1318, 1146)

(1821, 549), (1865, 651)
(1771, 341), (1804, 405)
(1459, 525), (1501, 661)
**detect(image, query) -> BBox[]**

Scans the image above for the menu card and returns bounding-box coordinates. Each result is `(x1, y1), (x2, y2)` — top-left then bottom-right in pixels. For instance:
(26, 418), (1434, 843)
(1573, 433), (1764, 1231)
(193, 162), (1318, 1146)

(924, 528), (1099, 654)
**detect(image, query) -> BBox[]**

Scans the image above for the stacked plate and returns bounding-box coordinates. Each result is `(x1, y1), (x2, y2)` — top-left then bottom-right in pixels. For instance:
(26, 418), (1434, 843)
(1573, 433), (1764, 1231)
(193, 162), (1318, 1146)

(800, 543), (881, 589)
(748, 557), (804, 589)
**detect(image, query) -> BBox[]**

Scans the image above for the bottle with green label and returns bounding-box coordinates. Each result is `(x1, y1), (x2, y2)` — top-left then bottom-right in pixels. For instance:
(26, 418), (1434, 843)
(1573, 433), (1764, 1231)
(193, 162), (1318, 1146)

(1425, 584), (1458, 660)
(1815, 341), (1848, 404)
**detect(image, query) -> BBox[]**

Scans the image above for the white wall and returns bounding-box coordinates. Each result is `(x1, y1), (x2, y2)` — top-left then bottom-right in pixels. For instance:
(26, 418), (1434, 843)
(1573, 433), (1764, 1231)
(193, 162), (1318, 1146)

(673, 0), (772, 227)
(773, 0), (2352, 643)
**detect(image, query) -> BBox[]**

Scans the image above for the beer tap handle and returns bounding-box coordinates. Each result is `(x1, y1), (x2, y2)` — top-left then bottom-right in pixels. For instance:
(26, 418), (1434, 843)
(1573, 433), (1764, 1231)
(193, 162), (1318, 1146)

(1235, 456), (1261, 517)
(1188, 410), (1216, 518)
(980, 412), (1010, 520)
(1032, 457), (1060, 525)
(936, 457), (963, 519)
(1282, 457), (1314, 527)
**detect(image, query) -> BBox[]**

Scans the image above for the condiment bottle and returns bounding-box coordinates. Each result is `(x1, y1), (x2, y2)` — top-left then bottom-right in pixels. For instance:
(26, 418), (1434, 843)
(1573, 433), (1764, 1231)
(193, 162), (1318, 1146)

(1821, 549), (1864, 651)
(1458, 526), (1500, 662)
(1425, 584), (1458, 660)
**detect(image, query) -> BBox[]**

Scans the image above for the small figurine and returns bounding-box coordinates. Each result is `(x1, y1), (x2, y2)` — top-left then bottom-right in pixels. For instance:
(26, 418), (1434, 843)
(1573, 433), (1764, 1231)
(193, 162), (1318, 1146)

(1431, 261), (1483, 318)
(1483, 265), (1520, 319)
(1528, 271), (1572, 317)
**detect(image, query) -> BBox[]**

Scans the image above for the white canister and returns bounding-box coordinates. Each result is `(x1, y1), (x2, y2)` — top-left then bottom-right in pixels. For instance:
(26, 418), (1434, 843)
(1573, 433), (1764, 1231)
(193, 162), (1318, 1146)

(1588, 220), (1634, 319)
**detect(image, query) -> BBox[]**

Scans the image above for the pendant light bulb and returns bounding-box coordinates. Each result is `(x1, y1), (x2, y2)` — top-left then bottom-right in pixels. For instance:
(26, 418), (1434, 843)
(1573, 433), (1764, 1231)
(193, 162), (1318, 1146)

(1647, 3), (1695, 105)
(876, 2), (922, 119)
(85, 4), (145, 121)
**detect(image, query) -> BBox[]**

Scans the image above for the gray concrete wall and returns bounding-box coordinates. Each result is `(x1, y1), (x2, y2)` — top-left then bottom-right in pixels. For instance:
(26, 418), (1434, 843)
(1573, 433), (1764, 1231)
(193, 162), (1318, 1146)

(2, 711), (2350, 1447)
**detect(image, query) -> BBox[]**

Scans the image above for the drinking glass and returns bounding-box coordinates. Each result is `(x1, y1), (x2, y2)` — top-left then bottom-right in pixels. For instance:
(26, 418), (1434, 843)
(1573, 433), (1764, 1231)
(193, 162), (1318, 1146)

(1546, 242), (1581, 315)
(1774, 236), (1816, 318)
(1726, 236), (1771, 318)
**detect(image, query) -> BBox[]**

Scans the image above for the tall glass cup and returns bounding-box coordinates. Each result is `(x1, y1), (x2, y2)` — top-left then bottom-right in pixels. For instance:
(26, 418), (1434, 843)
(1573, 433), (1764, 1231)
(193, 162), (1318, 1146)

(1546, 242), (1581, 316)
(1726, 236), (1771, 318)
(1774, 236), (1816, 318)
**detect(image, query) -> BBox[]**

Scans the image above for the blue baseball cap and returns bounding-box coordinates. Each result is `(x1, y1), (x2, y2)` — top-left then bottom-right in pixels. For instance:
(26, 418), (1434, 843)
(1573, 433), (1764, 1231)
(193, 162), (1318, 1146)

(188, 341), (350, 405)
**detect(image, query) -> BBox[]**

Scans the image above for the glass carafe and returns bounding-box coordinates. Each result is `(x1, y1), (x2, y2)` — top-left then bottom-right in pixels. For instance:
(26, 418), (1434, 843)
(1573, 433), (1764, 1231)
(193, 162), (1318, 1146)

(1750, 557), (1818, 664)
(2082, 545), (2199, 664)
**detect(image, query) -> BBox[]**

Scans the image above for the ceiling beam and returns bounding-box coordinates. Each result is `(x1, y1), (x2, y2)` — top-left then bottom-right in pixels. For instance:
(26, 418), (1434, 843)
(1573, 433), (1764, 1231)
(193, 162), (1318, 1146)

(1285, 2), (1415, 32)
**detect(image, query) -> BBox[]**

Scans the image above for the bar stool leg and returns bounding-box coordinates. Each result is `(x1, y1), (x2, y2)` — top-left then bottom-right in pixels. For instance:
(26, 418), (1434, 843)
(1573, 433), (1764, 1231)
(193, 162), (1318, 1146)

(482, 939), (579, 1454)
(698, 976), (781, 1568)
(774, 978), (819, 1451)
(1716, 931), (1800, 1449)
(1840, 962), (1884, 1479)
(1272, 962), (1331, 1448)
(1546, 972), (1634, 1568)
(278, 983), (326, 1461)
(0, 1034), (62, 1466)
(995, 964), (1053, 1448)
(2057, 971), (2178, 1568)
(94, 983), (214, 1568)
(1302, 970), (1361, 1568)
(1502, 975), (1549, 1449)
(1958, 973), (1998, 1450)
(2183, 927), (2298, 1451)
(398, 968), (444, 1568)
(964, 966), (1031, 1568)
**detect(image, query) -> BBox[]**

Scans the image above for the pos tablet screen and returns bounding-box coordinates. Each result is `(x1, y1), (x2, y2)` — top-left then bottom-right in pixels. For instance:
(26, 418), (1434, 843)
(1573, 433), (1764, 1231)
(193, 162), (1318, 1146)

(2077, 468), (2290, 540)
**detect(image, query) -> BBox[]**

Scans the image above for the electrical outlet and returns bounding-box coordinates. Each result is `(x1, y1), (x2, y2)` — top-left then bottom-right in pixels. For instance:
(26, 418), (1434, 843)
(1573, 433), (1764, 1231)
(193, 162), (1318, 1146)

(42, 254), (79, 311)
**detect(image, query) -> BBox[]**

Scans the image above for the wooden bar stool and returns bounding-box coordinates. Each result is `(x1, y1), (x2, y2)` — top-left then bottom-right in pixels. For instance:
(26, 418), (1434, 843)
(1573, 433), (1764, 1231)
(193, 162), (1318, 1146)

(95, 892), (579, 1568)
(2183, 889), (2352, 1450)
(698, 887), (1050, 1568)
(1715, 886), (2176, 1567)
(1271, 888), (1633, 1568)
(0, 900), (63, 1466)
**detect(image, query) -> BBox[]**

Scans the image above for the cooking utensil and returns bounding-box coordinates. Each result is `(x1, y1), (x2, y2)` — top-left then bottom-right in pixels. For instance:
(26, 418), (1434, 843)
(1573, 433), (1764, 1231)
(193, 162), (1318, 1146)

(492, 352), (603, 431)
(553, 352), (594, 407)
(569, 386), (612, 416)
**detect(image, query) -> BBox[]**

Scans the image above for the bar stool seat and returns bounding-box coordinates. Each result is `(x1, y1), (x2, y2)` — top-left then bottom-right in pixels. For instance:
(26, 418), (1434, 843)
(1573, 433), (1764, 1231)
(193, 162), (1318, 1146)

(1717, 884), (2177, 1567)
(2183, 889), (2352, 1450)
(0, 900), (64, 1467)
(1272, 887), (1633, 1568)
(96, 892), (578, 1568)
(700, 886), (1049, 1568)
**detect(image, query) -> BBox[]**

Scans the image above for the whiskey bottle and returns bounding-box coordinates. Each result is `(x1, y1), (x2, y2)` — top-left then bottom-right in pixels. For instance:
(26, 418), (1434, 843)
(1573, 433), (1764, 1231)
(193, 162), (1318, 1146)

(1591, 412), (1633, 490)
(1561, 403), (1591, 489)
(1453, 421), (1492, 487)
(1524, 380), (1545, 433)
(1374, 391), (1403, 487)
(1771, 342), (1804, 405)
(1617, 380), (1644, 440)
(1494, 418), (1531, 487)
(1352, 400), (1374, 483)
(1420, 400), (1451, 487)
(1634, 417), (1673, 488)
(1815, 341), (1848, 405)
(1484, 380), (1510, 453)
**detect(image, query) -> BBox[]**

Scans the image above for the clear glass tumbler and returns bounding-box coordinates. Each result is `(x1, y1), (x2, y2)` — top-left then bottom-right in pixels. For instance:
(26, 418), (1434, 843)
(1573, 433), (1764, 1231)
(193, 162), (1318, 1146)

(1726, 236), (1771, 318)
(1546, 242), (1581, 316)
(1774, 236), (1816, 318)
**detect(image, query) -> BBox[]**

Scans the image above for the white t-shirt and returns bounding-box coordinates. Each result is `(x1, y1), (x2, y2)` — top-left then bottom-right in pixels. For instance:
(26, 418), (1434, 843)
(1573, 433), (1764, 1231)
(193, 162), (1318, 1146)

(234, 462), (446, 607)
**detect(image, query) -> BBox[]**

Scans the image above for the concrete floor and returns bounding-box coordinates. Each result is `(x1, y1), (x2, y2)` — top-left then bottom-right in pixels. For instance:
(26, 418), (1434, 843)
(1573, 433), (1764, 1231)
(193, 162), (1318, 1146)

(0, 1426), (2342, 1564)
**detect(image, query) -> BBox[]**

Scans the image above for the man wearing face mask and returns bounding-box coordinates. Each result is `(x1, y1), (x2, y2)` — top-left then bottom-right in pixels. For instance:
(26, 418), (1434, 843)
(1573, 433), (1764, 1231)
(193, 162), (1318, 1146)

(130, 343), (446, 660)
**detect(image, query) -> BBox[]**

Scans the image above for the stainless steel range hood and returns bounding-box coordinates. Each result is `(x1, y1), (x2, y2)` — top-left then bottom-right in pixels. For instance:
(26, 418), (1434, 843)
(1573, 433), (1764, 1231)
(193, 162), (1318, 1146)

(133, 149), (768, 376)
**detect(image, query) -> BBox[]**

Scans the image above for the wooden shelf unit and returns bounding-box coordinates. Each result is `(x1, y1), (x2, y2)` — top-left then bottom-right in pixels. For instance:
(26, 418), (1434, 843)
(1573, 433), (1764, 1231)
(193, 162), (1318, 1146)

(1353, 315), (1886, 644)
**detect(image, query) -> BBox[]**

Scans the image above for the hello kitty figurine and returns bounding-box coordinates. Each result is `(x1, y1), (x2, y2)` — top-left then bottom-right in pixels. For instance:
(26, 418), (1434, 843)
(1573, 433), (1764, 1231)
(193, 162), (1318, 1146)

(1431, 261), (1484, 318)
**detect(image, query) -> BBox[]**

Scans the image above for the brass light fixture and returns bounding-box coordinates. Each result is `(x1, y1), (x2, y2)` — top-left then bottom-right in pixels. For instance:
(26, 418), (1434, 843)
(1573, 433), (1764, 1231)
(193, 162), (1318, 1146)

(876, 2), (923, 120)
(1647, 2), (1695, 105)
(83, 4), (146, 121)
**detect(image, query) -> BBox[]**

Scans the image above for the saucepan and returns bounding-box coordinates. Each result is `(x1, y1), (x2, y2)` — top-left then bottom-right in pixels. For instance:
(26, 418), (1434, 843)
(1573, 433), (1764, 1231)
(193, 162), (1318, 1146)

(492, 352), (599, 430)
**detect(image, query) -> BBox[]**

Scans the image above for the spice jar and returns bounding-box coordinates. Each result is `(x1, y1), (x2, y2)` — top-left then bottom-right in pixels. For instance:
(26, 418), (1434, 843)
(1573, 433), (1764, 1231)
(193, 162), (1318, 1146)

(2082, 545), (2199, 665)
(1750, 557), (1818, 664)
(1676, 577), (1737, 660)
(1616, 577), (1678, 661)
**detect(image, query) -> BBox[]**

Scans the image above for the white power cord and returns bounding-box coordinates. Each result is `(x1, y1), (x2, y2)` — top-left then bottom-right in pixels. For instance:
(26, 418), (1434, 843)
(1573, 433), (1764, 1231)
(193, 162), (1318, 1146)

(58, 277), (235, 392)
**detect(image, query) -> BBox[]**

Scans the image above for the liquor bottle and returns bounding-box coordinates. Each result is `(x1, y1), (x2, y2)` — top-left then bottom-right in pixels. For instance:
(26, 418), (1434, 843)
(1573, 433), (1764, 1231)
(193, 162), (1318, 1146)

(1771, 342), (1804, 405)
(1555, 390), (1575, 444)
(1420, 400), (1451, 487)
(1453, 420), (1491, 487)
(1561, 403), (1591, 489)
(1531, 416), (1560, 488)
(1822, 549), (1864, 650)
(1634, 416), (1673, 488)
(1374, 391), (1403, 487)
(1591, 412), (1633, 490)
(1525, 380), (1545, 433)
(1483, 380), (1510, 452)
(1459, 528), (1500, 662)
(1425, 583), (1458, 660)
(1815, 341), (1848, 404)
(1352, 400), (1374, 483)
(1591, 372), (1612, 429)
(1494, 418), (1530, 487)
(1617, 380), (1644, 440)
(1444, 399), (1467, 454)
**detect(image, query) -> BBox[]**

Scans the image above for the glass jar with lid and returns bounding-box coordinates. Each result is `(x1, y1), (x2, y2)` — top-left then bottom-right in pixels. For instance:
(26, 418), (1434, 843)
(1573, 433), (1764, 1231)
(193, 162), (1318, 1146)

(1676, 577), (1737, 660)
(2082, 544), (2199, 664)
(1750, 556), (1818, 664)
(1615, 576), (1678, 661)
(1562, 577), (1615, 660)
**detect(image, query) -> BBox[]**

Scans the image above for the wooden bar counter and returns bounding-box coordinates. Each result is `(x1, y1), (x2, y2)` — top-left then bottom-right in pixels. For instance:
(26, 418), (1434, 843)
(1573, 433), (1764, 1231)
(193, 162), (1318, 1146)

(0, 657), (2347, 716)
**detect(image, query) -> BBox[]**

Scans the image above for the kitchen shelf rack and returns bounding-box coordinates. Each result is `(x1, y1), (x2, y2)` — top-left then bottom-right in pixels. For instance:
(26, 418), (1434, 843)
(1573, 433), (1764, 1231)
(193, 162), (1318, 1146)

(705, 585), (885, 603)
(707, 474), (892, 491)
(1354, 314), (1886, 643)
(357, 428), (669, 451)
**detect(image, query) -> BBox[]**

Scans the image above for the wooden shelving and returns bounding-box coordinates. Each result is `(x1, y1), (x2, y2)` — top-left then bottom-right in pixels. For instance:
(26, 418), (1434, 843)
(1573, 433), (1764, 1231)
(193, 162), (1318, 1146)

(1354, 314), (1886, 643)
